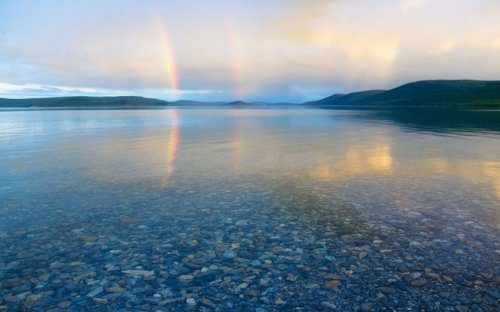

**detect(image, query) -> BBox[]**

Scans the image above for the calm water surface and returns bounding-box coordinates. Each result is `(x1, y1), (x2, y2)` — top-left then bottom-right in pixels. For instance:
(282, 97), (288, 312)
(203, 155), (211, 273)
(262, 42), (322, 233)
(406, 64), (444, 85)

(0, 108), (499, 311)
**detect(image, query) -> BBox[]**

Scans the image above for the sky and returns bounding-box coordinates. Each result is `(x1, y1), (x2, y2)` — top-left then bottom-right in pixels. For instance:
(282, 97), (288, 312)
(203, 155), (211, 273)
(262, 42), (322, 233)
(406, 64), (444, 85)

(0, 0), (499, 103)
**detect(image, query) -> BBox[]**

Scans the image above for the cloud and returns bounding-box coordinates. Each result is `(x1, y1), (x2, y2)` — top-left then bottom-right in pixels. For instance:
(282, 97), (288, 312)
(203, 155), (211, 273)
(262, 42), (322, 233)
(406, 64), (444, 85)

(0, 82), (222, 100)
(402, 0), (426, 10)
(0, 0), (499, 102)
(250, 0), (500, 92)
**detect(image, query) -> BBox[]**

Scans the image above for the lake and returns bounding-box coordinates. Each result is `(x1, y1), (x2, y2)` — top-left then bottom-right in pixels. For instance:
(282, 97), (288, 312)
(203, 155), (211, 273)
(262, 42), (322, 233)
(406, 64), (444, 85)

(0, 108), (499, 310)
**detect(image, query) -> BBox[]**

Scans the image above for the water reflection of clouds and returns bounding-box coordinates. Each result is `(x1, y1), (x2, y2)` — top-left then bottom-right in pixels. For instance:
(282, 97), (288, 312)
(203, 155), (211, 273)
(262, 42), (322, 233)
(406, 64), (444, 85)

(309, 141), (393, 181)
(303, 137), (499, 205)
(218, 111), (498, 206)
(482, 161), (500, 201)
(2, 109), (498, 212)
(409, 159), (500, 202)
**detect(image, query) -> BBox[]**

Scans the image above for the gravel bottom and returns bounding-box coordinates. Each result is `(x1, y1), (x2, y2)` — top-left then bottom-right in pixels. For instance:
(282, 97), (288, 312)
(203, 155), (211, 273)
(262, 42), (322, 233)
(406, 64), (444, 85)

(1, 177), (499, 311)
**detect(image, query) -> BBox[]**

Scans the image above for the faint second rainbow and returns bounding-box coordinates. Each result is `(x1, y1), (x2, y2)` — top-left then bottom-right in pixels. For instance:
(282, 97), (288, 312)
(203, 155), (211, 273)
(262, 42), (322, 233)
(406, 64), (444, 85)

(225, 16), (244, 99)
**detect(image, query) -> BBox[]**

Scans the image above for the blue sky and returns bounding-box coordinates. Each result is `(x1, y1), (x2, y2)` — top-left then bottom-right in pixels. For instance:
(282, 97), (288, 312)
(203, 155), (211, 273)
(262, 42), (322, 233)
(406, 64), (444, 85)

(0, 0), (499, 102)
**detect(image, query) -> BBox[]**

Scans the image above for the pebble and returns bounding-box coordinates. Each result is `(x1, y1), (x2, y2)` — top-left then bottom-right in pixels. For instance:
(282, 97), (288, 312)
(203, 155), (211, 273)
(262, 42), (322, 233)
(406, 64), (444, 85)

(325, 280), (342, 289)
(79, 236), (99, 242)
(178, 274), (194, 282)
(360, 302), (374, 312)
(324, 274), (341, 280)
(201, 298), (217, 308)
(122, 269), (155, 278)
(58, 300), (71, 309)
(411, 279), (427, 287)
(49, 261), (64, 270)
(321, 301), (337, 309)
(272, 246), (284, 254)
(94, 298), (107, 304)
(409, 241), (421, 247)
(87, 286), (104, 298)
(410, 272), (422, 279)
(455, 305), (469, 312)
(275, 298), (285, 305)
(107, 285), (125, 293)
(237, 282), (249, 290)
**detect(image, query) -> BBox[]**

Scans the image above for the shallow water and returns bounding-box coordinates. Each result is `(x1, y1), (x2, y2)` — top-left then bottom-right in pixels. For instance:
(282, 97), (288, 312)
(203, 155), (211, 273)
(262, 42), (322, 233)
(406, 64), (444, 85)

(0, 108), (499, 311)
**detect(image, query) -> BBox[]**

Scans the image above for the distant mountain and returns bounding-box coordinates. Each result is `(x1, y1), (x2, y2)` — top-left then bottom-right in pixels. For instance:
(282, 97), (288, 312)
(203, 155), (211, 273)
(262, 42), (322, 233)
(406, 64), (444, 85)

(173, 100), (236, 106)
(225, 100), (277, 106)
(316, 90), (384, 105)
(0, 96), (277, 108)
(0, 96), (169, 108)
(311, 80), (500, 108)
(226, 100), (249, 106)
(2, 80), (499, 108)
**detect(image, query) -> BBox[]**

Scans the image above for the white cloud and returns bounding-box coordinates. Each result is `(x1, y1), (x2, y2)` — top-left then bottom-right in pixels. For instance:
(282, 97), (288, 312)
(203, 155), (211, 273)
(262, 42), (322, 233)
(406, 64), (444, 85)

(0, 0), (499, 101)
(0, 82), (222, 100)
(402, 0), (426, 10)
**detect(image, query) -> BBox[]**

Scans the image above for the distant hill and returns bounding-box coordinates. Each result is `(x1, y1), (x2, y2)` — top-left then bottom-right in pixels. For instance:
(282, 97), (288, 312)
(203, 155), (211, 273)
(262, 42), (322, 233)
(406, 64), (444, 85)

(0, 96), (278, 108)
(225, 100), (277, 106)
(317, 90), (384, 105)
(311, 80), (500, 108)
(2, 80), (499, 108)
(0, 96), (169, 108)
(171, 100), (228, 106)
(0, 96), (293, 108)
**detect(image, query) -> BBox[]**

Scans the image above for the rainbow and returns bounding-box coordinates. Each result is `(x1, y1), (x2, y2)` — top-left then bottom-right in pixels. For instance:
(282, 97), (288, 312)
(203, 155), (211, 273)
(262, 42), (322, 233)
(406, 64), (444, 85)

(157, 18), (179, 90)
(225, 17), (244, 99)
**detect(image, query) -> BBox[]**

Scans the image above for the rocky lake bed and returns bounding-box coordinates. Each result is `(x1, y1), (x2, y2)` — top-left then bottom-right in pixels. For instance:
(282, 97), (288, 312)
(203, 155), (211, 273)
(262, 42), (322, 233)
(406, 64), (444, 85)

(1, 177), (498, 311)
